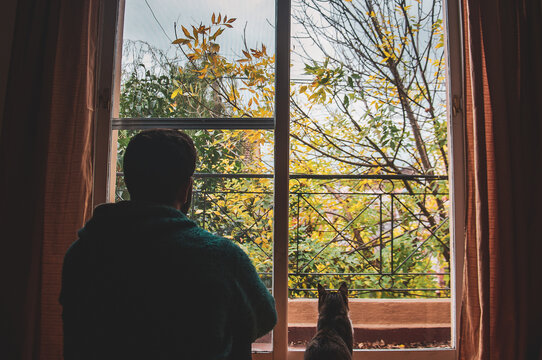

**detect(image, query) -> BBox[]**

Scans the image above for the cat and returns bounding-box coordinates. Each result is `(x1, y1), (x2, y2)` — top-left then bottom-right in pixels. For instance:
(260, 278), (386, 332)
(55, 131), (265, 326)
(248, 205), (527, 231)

(304, 283), (353, 360)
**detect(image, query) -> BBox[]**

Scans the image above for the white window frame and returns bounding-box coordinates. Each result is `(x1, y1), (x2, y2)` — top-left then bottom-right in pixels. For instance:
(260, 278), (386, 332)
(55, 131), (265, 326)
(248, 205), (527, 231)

(93, 0), (466, 358)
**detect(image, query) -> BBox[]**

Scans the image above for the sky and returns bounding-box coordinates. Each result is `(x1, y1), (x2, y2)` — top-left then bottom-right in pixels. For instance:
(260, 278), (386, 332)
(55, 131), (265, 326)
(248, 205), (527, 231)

(120, 0), (448, 176)
(121, 0), (322, 80)
(123, 0), (276, 59)
(121, 0), (446, 122)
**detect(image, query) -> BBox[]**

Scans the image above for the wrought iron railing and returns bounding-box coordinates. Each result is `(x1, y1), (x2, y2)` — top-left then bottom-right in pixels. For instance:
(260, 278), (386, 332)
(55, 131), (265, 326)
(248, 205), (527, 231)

(116, 172), (450, 298)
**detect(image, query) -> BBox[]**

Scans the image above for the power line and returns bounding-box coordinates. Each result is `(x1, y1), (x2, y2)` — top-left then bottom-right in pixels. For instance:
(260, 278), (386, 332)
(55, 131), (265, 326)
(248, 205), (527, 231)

(144, 0), (172, 42)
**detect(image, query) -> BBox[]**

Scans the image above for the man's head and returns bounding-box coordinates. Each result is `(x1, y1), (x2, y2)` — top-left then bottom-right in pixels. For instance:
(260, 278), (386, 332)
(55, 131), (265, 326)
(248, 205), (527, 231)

(123, 129), (197, 211)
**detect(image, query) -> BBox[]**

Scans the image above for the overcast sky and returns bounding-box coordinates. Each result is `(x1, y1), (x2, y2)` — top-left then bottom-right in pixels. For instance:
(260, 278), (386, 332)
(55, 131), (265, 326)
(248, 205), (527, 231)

(123, 0), (276, 58)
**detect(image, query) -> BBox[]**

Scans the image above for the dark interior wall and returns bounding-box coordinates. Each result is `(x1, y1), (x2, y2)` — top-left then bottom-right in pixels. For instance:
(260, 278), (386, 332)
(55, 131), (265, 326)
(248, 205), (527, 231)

(0, 0), (19, 137)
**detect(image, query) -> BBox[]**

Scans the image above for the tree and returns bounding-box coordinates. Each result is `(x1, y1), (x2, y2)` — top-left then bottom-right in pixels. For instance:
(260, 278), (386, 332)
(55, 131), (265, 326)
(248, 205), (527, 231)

(292, 0), (447, 175)
(287, 0), (450, 296)
(116, 40), (271, 197)
(116, 1), (450, 298)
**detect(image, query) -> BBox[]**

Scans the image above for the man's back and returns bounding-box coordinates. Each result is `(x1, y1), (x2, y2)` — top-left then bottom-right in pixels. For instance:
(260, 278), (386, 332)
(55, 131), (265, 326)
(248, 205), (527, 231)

(60, 201), (276, 360)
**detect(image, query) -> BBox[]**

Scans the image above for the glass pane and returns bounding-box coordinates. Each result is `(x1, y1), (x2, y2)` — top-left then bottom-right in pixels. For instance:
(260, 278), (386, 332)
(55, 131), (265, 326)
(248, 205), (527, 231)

(288, 0), (451, 350)
(119, 0), (275, 119)
(113, 129), (274, 351)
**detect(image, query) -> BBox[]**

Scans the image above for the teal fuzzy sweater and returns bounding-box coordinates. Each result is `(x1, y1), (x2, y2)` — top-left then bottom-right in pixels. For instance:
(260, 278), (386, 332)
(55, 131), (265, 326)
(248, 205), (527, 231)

(60, 201), (277, 360)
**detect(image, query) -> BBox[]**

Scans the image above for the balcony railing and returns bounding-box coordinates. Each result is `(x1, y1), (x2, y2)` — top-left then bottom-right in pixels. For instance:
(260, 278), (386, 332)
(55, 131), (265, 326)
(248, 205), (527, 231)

(116, 173), (449, 299)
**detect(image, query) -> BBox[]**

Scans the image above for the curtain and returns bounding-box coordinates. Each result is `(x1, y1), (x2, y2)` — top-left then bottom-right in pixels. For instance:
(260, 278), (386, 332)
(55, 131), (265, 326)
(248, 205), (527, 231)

(0, 0), (99, 358)
(460, 0), (542, 359)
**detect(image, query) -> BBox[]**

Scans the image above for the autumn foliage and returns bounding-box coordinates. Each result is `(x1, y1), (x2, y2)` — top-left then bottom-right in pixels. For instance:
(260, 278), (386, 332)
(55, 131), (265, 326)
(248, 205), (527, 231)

(117, 0), (449, 299)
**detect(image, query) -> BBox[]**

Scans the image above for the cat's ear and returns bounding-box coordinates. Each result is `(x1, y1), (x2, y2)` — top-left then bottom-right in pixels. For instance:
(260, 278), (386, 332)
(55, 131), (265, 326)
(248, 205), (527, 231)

(317, 284), (327, 298)
(338, 282), (348, 304)
(317, 284), (327, 311)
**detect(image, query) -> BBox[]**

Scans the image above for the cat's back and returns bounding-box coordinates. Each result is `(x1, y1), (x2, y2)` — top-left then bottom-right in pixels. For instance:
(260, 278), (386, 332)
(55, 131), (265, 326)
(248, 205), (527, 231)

(304, 328), (352, 360)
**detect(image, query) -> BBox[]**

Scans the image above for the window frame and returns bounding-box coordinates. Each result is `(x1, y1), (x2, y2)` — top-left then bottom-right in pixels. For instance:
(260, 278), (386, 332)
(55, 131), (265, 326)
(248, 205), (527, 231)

(93, 0), (466, 358)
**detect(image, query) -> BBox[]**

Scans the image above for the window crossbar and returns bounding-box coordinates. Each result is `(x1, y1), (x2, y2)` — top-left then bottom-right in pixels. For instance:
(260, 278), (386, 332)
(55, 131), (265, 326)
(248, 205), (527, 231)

(112, 117), (275, 130)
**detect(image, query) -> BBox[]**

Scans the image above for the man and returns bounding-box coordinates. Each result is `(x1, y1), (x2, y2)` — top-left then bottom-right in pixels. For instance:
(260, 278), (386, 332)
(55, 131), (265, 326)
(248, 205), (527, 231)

(60, 129), (277, 359)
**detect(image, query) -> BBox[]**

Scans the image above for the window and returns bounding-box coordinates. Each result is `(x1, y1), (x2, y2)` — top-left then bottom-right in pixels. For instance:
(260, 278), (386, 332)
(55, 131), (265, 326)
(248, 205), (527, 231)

(94, 0), (465, 358)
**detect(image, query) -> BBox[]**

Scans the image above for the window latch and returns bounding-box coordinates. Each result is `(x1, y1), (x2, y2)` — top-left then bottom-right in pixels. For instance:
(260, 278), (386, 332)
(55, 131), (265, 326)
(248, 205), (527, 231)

(98, 87), (111, 111)
(452, 94), (462, 117)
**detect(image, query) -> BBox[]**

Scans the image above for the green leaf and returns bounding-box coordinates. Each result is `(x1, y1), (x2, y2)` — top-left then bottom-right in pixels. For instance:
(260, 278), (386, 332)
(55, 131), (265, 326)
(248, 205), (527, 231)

(343, 94), (349, 108)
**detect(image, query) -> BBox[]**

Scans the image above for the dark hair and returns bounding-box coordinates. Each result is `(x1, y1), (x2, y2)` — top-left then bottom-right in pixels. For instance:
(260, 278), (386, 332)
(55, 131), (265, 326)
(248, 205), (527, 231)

(123, 129), (197, 203)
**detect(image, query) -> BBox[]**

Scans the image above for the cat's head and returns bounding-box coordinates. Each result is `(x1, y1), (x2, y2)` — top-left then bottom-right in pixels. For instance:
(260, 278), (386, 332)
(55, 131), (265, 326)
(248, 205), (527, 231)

(317, 282), (349, 314)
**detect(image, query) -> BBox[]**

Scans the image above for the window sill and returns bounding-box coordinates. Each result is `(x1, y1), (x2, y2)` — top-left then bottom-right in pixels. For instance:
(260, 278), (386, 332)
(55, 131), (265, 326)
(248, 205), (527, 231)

(253, 298), (454, 359)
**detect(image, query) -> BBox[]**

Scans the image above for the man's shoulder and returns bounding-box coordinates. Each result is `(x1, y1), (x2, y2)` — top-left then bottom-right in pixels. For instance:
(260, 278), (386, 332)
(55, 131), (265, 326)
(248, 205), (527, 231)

(173, 226), (245, 257)
(62, 237), (85, 264)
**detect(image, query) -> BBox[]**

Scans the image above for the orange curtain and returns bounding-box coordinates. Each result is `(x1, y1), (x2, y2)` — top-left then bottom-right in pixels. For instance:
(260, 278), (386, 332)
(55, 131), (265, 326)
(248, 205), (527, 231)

(0, 0), (99, 358)
(460, 0), (542, 359)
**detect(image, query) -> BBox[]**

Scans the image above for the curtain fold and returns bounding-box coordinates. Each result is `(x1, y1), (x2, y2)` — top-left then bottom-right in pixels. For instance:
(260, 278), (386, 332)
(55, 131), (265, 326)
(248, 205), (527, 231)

(460, 0), (542, 359)
(0, 0), (99, 359)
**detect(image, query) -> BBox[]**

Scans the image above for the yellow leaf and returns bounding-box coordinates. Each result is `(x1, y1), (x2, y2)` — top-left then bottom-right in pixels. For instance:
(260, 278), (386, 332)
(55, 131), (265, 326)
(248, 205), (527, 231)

(172, 38), (190, 45)
(242, 50), (252, 59)
(181, 26), (191, 38)
(210, 43), (220, 53)
(192, 26), (199, 42)
(211, 28), (224, 40)
(171, 88), (182, 99)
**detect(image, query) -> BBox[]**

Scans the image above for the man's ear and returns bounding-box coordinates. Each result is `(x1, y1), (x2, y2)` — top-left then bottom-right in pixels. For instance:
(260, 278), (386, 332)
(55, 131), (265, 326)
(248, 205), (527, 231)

(183, 177), (194, 203)
(338, 282), (348, 305)
(179, 177), (194, 214)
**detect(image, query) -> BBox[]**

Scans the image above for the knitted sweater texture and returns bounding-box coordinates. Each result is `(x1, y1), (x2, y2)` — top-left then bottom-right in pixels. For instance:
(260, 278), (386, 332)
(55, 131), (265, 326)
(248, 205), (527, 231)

(60, 201), (276, 360)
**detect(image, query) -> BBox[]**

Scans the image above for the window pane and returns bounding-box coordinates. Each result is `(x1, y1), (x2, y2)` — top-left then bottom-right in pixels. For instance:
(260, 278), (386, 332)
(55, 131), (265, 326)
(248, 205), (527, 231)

(119, 0), (275, 119)
(113, 129), (274, 351)
(288, 0), (451, 350)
